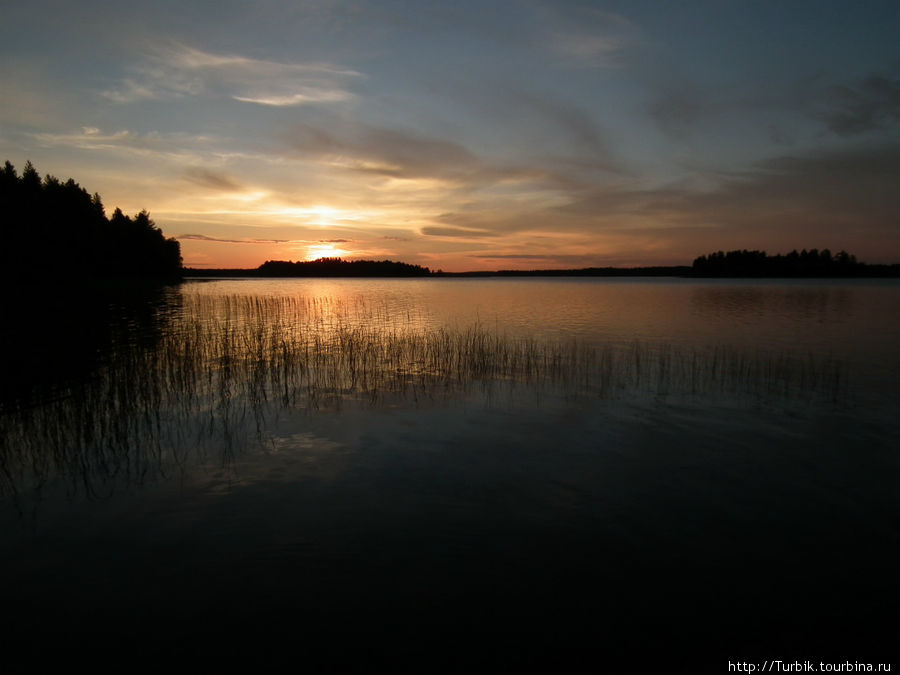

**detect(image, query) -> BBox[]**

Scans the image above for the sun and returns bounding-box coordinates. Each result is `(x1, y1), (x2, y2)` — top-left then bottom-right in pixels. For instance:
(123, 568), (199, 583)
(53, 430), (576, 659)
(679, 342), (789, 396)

(306, 243), (349, 260)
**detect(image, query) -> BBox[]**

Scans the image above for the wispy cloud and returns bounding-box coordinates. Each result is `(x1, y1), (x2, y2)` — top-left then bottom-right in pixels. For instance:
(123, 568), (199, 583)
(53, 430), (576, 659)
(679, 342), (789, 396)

(182, 167), (242, 191)
(471, 253), (601, 262)
(646, 72), (900, 143)
(31, 126), (216, 158)
(551, 11), (638, 67)
(554, 34), (625, 66)
(420, 225), (497, 238)
(817, 75), (900, 137)
(100, 79), (170, 104)
(285, 121), (485, 182)
(282, 119), (562, 201)
(551, 141), (900, 262)
(177, 233), (297, 244)
(682, 143), (900, 243)
(233, 90), (351, 107)
(501, 88), (620, 170)
(101, 43), (360, 106)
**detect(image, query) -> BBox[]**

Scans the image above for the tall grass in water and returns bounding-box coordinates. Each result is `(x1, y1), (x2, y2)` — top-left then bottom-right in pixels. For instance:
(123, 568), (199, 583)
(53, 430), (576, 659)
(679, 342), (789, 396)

(1, 294), (848, 501)
(172, 294), (847, 406)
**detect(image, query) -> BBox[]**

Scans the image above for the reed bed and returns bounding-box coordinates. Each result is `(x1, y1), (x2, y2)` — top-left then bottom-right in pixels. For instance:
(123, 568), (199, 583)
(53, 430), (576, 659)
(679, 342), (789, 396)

(1, 293), (848, 501)
(164, 294), (847, 402)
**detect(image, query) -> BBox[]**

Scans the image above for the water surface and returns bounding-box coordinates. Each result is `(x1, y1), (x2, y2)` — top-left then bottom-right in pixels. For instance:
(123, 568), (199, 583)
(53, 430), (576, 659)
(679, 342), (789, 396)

(2, 278), (898, 670)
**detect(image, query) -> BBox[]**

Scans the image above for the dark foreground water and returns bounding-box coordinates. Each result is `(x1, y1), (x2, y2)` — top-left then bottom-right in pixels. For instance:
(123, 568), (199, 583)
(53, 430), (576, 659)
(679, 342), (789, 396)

(2, 278), (898, 672)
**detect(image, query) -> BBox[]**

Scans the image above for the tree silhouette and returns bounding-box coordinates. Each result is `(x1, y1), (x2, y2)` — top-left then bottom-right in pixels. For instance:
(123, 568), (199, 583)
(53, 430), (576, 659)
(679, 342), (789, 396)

(690, 248), (881, 277)
(256, 257), (431, 277)
(1, 160), (181, 281)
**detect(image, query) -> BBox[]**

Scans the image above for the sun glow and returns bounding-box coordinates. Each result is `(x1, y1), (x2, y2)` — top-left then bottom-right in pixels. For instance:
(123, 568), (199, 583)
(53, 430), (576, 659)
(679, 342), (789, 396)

(305, 243), (350, 260)
(268, 204), (372, 227)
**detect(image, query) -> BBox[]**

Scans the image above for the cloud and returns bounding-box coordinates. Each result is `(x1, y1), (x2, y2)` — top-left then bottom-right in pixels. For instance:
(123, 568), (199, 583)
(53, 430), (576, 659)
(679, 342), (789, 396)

(469, 253), (609, 264)
(554, 34), (625, 65)
(233, 90), (351, 106)
(552, 142), (900, 261)
(503, 88), (617, 163)
(0, 65), (82, 128)
(646, 87), (707, 140)
(182, 167), (242, 191)
(551, 11), (638, 67)
(283, 118), (574, 211)
(177, 233), (294, 244)
(102, 43), (359, 107)
(817, 75), (900, 137)
(178, 233), (360, 246)
(407, 74), (625, 185)
(472, 253), (580, 261)
(100, 79), (167, 104)
(27, 126), (274, 177)
(285, 121), (488, 182)
(645, 80), (798, 142)
(420, 226), (496, 238)
(711, 144), (900, 234)
(646, 72), (900, 142)
(31, 126), (217, 161)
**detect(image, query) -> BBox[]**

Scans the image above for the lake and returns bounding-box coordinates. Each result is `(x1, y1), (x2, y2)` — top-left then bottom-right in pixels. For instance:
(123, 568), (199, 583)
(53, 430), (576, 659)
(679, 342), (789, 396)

(2, 278), (899, 671)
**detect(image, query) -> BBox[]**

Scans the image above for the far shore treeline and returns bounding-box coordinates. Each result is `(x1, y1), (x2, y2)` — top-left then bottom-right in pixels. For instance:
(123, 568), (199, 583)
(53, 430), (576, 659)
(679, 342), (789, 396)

(5, 161), (899, 281)
(1, 161), (181, 282)
(690, 248), (899, 278)
(186, 251), (899, 278)
(258, 258), (432, 277)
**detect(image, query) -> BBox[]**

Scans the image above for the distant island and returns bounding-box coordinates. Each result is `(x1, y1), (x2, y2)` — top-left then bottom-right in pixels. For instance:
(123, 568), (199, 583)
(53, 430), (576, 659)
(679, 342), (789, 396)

(1, 160), (181, 282)
(184, 251), (900, 279)
(259, 258), (431, 277)
(183, 259), (692, 278)
(183, 260), (693, 278)
(691, 248), (900, 277)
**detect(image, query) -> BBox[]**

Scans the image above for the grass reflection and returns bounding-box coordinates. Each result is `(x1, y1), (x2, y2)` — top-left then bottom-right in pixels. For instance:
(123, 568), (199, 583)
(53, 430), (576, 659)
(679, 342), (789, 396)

(1, 294), (849, 503)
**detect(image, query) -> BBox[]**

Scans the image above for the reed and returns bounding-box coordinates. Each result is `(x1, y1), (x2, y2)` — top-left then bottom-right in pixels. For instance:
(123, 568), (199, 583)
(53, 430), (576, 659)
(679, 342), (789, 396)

(1, 293), (849, 501)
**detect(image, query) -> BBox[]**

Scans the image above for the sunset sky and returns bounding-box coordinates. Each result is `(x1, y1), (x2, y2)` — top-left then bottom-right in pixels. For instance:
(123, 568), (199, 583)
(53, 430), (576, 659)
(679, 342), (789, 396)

(2, 1), (899, 270)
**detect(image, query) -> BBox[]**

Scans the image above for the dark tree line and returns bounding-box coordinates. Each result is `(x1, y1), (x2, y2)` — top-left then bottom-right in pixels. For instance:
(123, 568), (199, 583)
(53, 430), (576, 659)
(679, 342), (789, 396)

(692, 248), (898, 277)
(182, 258), (430, 277)
(255, 257), (431, 277)
(1, 160), (182, 281)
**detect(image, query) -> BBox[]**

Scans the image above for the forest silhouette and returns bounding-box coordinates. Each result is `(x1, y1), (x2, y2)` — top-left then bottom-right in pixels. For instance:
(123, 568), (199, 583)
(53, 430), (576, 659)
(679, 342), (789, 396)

(1, 160), (181, 282)
(185, 253), (898, 278)
(689, 248), (899, 277)
(258, 258), (431, 277)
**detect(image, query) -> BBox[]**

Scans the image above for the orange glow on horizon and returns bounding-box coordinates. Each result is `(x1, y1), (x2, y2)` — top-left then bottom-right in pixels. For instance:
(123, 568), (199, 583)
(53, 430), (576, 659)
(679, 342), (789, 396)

(305, 243), (350, 260)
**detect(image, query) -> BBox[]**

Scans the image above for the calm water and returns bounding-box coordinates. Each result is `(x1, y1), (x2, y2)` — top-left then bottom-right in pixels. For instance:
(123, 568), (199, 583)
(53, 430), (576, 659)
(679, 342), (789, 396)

(2, 278), (899, 671)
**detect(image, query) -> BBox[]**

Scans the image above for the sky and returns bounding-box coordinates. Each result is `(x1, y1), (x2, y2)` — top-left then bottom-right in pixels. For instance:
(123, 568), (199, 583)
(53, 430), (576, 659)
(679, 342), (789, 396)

(2, 1), (899, 271)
